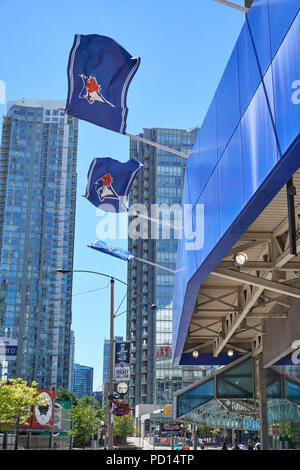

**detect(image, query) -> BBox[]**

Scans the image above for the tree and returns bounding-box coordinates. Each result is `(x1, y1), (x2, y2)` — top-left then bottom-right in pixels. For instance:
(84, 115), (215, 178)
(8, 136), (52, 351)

(197, 425), (214, 439)
(113, 416), (135, 446)
(0, 378), (46, 450)
(55, 388), (78, 406)
(69, 397), (101, 448)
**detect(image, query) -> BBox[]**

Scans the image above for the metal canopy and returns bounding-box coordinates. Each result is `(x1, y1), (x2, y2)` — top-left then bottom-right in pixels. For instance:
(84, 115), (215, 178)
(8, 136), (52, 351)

(174, 356), (300, 428)
(172, 2), (300, 367)
(182, 168), (300, 360)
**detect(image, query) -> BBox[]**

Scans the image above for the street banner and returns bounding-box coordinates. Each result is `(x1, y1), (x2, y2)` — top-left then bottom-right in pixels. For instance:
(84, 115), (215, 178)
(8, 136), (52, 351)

(114, 341), (130, 381)
(0, 337), (18, 361)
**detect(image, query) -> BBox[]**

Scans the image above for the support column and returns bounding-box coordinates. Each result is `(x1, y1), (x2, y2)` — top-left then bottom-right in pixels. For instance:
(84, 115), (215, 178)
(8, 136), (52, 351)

(193, 424), (198, 450)
(232, 428), (235, 447)
(257, 354), (269, 450)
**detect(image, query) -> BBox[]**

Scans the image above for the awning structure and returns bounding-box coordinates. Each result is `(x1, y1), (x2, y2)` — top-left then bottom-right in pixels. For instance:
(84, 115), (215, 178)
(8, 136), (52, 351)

(182, 170), (300, 361)
(174, 355), (300, 429)
(173, 0), (300, 366)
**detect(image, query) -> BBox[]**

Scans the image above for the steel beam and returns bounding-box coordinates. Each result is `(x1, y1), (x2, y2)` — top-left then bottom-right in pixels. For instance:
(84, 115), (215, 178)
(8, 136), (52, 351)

(212, 269), (300, 299)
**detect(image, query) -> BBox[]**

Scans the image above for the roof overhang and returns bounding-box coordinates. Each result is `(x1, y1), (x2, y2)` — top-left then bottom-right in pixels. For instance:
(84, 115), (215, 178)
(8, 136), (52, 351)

(173, 1), (300, 366)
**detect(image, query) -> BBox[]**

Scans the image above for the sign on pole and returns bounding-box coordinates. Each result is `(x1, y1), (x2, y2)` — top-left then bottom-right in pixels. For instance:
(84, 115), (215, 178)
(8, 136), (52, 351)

(114, 341), (130, 381)
(0, 337), (18, 361)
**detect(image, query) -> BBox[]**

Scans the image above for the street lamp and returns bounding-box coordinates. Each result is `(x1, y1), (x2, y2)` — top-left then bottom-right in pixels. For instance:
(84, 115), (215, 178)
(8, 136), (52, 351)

(116, 382), (128, 398)
(56, 268), (156, 450)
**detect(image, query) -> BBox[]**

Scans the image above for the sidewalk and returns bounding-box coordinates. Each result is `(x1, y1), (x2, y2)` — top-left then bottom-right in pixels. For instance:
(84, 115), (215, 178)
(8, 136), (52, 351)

(127, 436), (218, 451)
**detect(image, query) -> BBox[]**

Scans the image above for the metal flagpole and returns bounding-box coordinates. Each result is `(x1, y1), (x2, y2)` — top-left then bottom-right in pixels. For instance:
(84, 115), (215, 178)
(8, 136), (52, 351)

(134, 256), (176, 274)
(125, 132), (188, 159)
(128, 210), (182, 232)
(212, 0), (250, 13)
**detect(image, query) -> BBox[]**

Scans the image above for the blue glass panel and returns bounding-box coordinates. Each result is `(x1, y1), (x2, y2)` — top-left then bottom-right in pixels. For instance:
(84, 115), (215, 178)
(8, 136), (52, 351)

(286, 379), (300, 404)
(218, 125), (243, 236)
(200, 169), (220, 263)
(187, 97), (218, 203)
(238, 0), (271, 116)
(216, 357), (253, 399)
(241, 67), (277, 202)
(272, 11), (300, 157)
(247, 0), (271, 73)
(176, 379), (214, 417)
(216, 45), (241, 158)
(267, 0), (300, 58)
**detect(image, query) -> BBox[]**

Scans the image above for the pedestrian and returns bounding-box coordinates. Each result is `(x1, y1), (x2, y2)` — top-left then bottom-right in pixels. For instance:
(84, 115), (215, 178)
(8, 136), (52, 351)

(232, 442), (240, 450)
(221, 442), (228, 450)
(247, 440), (254, 450)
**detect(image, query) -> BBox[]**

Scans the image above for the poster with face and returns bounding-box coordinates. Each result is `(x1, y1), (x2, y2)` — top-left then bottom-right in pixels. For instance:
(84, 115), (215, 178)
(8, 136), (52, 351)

(31, 389), (55, 429)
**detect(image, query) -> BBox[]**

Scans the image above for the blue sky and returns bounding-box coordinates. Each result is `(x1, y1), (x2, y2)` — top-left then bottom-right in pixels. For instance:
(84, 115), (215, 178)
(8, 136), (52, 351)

(0, 0), (245, 390)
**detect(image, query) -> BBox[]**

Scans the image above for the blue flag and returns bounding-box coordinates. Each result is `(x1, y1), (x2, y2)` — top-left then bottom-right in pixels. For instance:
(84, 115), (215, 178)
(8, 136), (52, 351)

(84, 157), (142, 212)
(66, 34), (140, 134)
(88, 240), (135, 262)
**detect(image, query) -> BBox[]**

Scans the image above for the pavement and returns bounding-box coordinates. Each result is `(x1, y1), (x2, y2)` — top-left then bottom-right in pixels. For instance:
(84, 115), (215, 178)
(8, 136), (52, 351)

(127, 436), (218, 450)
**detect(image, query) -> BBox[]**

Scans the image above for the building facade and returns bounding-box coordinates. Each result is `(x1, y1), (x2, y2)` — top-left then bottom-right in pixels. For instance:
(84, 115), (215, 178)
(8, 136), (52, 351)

(0, 99), (78, 388)
(73, 363), (93, 399)
(102, 336), (123, 385)
(68, 330), (75, 391)
(127, 128), (206, 409)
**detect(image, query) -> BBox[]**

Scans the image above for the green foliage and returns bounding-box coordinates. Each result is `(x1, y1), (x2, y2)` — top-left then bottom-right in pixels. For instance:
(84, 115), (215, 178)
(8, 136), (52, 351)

(113, 415), (135, 438)
(0, 378), (46, 450)
(55, 388), (78, 406)
(70, 398), (101, 447)
(197, 426), (215, 438)
(280, 422), (300, 446)
(0, 378), (46, 429)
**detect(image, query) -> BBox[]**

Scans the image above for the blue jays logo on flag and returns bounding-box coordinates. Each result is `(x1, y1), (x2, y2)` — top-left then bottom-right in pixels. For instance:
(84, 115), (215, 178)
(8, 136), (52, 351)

(95, 173), (119, 202)
(88, 240), (135, 262)
(79, 75), (115, 107)
(84, 157), (142, 212)
(66, 34), (140, 134)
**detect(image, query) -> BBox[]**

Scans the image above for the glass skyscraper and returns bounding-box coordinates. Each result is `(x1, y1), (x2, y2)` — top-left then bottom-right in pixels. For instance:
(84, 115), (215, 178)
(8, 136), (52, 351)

(127, 128), (206, 410)
(102, 336), (123, 385)
(73, 363), (93, 399)
(0, 99), (78, 389)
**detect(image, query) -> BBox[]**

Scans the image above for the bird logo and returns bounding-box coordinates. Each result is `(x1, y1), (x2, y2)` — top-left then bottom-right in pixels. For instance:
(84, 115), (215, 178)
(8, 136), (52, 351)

(79, 75), (115, 107)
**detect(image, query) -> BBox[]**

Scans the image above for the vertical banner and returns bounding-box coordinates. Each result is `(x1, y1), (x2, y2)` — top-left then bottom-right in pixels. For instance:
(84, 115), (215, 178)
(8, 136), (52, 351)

(114, 341), (130, 381)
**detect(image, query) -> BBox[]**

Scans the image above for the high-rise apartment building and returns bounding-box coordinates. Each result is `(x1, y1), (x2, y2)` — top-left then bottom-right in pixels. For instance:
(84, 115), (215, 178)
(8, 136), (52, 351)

(127, 128), (206, 409)
(0, 99), (78, 388)
(73, 363), (93, 399)
(102, 336), (123, 385)
(68, 330), (75, 391)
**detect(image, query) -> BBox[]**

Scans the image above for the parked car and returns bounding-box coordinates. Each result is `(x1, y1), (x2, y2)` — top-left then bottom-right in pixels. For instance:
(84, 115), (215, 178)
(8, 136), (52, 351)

(173, 442), (190, 450)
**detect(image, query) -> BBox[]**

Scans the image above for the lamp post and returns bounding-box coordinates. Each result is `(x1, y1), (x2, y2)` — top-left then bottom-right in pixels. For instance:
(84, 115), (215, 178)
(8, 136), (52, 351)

(56, 268), (156, 451)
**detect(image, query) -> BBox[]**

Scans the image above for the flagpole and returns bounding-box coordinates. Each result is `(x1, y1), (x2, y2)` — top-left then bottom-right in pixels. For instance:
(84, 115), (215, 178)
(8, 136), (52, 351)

(212, 0), (250, 13)
(125, 132), (188, 159)
(134, 256), (176, 274)
(128, 211), (182, 231)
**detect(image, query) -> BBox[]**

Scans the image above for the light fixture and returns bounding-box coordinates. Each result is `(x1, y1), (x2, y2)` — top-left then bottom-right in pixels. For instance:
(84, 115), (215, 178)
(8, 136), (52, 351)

(227, 349), (234, 357)
(234, 252), (248, 267)
(192, 350), (199, 358)
(116, 382), (128, 395)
